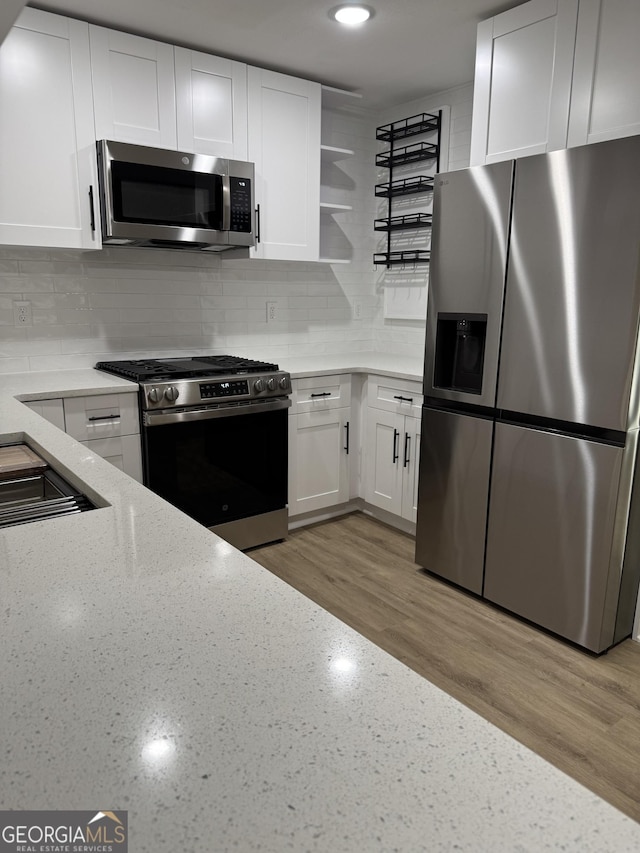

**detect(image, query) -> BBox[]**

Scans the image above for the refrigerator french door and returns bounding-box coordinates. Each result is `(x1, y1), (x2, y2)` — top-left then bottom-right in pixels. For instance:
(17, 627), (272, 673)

(415, 159), (513, 593)
(483, 137), (640, 652)
(416, 135), (640, 653)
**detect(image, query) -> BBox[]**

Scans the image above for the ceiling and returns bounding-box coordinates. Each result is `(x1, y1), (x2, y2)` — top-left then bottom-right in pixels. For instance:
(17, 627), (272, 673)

(29, 0), (524, 110)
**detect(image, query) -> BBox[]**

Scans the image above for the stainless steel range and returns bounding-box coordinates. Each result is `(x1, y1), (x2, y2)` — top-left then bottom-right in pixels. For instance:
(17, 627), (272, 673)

(96, 356), (291, 550)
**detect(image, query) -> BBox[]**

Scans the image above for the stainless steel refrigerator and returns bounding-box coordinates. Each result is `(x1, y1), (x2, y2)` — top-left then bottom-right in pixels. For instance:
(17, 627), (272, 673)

(415, 135), (640, 653)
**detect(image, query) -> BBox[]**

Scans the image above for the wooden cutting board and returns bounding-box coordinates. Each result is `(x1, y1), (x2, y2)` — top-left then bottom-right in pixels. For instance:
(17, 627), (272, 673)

(0, 444), (48, 480)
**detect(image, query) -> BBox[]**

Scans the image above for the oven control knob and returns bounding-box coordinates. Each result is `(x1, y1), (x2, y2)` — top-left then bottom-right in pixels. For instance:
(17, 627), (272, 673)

(148, 387), (162, 403)
(164, 386), (180, 402)
(267, 377), (277, 391)
(254, 379), (265, 393)
(279, 376), (290, 391)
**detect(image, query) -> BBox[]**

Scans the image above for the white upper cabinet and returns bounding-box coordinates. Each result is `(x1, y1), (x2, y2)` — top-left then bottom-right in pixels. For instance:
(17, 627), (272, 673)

(0, 8), (99, 249)
(568, 0), (640, 146)
(470, 0), (578, 165)
(90, 26), (177, 148)
(248, 68), (321, 261)
(175, 48), (248, 159)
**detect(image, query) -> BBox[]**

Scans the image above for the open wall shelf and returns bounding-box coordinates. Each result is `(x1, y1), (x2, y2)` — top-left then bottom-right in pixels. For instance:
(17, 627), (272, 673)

(376, 112), (441, 142)
(374, 250), (431, 267)
(375, 176), (435, 198)
(376, 142), (439, 168)
(374, 213), (432, 232)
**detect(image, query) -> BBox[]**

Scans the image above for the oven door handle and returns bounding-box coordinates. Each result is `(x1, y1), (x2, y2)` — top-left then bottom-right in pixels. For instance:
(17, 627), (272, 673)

(143, 397), (291, 426)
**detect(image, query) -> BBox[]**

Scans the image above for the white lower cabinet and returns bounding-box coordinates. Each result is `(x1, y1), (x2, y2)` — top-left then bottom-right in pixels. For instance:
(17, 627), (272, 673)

(362, 377), (423, 524)
(23, 398), (66, 431)
(63, 393), (142, 482)
(79, 435), (143, 482)
(363, 410), (421, 523)
(288, 375), (351, 517)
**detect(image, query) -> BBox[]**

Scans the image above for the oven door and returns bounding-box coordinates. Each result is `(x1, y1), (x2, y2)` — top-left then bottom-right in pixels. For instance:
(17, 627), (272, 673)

(143, 400), (289, 545)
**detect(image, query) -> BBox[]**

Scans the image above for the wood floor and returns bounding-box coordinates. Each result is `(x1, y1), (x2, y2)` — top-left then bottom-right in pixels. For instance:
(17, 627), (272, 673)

(251, 511), (640, 823)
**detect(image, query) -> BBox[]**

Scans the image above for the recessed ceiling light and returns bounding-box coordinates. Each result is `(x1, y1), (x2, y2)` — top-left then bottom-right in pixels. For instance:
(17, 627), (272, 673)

(330, 5), (374, 26)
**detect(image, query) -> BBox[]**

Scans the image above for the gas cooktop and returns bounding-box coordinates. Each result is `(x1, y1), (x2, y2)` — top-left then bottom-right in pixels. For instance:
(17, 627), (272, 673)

(95, 356), (280, 382)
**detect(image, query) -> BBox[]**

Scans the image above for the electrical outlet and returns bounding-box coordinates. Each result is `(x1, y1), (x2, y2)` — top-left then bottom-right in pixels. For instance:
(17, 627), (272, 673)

(266, 301), (278, 323)
(353, 301), (363, 320)
(13, 300), (32, 326)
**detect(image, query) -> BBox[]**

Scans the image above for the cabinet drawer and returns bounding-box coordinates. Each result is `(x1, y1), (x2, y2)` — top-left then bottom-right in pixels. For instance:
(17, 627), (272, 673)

(64, 393), (140, 440)
(80, 434), (142, 482)
(291, 374), (351, 413)
(367, 376), (423, 415)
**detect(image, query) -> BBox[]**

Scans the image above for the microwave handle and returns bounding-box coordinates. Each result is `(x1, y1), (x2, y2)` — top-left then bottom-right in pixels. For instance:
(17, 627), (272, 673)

(88, 185), (96, 236)
(255, 203), (261, 244)
(221, 175), (231, 231)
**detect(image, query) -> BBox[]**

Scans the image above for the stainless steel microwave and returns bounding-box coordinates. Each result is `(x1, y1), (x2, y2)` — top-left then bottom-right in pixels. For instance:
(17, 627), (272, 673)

(96, 140), (255, 252)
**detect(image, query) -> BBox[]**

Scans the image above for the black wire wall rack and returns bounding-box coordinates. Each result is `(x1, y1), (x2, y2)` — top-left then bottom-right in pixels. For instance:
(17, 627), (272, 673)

(374, 213), (433, 232)
(374, 176), (435, 198)
(374, 110), (441, 270)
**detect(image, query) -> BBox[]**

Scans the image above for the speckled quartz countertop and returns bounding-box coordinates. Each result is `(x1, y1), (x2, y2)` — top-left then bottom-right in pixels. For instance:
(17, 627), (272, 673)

(1, 364), (640, 852)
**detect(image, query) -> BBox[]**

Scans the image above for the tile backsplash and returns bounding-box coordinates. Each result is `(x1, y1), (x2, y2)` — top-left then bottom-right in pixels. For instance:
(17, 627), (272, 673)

(0, 247), (377, 372)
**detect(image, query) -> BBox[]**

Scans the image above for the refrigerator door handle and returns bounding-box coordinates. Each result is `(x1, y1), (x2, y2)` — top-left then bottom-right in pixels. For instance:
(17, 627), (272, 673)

(392, 429), (399, 464)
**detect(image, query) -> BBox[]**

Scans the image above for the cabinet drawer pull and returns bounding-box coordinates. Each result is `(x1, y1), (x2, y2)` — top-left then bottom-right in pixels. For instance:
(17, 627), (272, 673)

(310, 392), (331, 398)
(392, 428), (399, 463)
(393, 395), (414, 403)
(88, 414), (120, 422)
(403, 433), (411, 468)
(344, 421), (350, 454)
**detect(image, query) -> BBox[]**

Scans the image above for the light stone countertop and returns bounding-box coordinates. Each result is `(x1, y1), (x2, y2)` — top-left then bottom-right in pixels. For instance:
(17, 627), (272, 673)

(1, 364), (640, 852)
(280, 352), (424, 382)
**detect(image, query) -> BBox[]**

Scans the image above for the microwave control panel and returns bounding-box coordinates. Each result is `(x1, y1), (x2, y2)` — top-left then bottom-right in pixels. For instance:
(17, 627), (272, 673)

(229, 177), (252, 232)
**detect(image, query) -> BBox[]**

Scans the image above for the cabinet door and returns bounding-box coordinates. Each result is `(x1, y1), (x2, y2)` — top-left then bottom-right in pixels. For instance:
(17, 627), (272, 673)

(362, 409), (403, 515)
(248, 68), (320, 261)
(0, 8), (99, 249)
(175, 48), (247, 158)
(23, 398), (66, 431)
(288, 408), (350, 516)
(568, 0), (640, 146)
(470, 0), (578, 165)
(80, 434), (143, 482)
(401, 415), (421, 523)
(90, 25), (177, 148)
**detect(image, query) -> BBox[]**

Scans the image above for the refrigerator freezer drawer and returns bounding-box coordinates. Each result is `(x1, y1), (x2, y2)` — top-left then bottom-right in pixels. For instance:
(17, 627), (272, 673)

(415, 407), (493, 595)
(484, 423), (624, 652)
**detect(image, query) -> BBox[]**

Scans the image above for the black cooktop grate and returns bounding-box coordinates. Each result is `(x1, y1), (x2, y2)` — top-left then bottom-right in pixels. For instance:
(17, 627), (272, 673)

(95, 356), (280, 381)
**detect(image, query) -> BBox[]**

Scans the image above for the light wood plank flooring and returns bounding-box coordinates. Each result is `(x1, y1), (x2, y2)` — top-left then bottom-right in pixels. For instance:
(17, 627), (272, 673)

(251, 511), (640, 823)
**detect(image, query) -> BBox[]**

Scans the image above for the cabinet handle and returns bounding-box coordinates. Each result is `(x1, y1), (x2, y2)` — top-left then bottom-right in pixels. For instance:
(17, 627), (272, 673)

(392, 428), (399, 463)
(393, 395), (414, 403)
(403, 433), (411, 468)
(88, 185), (96, 235)
(255, 203), (261, 244)
(344, 421), (350, 454)
(310, 392), (331, 398)
(88, 414), (120, 422)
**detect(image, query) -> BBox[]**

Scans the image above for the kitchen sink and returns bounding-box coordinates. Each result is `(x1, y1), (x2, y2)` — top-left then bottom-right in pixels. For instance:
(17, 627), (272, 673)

(0, 444), (96, 529)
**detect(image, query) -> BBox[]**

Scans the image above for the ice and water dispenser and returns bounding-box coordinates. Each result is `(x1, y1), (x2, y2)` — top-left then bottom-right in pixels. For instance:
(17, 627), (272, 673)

(433, 313), (487, 394)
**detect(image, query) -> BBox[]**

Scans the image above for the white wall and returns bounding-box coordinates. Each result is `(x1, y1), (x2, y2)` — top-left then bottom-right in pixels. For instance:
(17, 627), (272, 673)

(0, 85), (473, 373)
